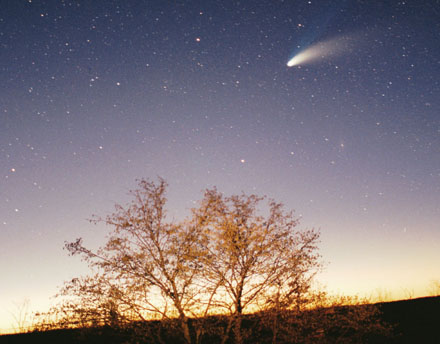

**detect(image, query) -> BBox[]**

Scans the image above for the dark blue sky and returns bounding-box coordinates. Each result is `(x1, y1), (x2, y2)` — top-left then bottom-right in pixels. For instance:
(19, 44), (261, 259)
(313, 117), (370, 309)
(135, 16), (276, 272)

(1, 0), (439, 332)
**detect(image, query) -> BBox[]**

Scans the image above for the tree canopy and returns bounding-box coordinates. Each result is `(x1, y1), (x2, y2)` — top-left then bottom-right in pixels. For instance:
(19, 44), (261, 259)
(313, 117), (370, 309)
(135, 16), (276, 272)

(35, 178), (391, 344)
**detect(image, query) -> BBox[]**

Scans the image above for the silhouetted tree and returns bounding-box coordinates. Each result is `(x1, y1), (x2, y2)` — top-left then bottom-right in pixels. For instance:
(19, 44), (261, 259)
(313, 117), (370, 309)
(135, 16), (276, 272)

(191, 188), (321, 344)
(61, 179), (208, 344)
(429, 280), (440, 296)
(37, 178), (392, 343)
(256, 290), (393, 344)
(10, 298), (31, 333)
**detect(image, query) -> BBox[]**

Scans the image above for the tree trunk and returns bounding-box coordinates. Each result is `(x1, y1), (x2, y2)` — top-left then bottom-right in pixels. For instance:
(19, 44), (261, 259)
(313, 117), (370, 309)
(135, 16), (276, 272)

(271, 310), (278, 344)
(220, 316), (234, 344)
(180, 315), (192, 344)
(233, 314), (243, 344)
(272, 295), (280, 344)
(233, 292), (243, 344)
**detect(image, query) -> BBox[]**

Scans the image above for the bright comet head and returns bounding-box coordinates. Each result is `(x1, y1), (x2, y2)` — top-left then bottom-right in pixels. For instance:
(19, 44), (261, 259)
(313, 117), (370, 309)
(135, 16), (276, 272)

(287, 53), (308, 67)
(287, 42), (332, 67)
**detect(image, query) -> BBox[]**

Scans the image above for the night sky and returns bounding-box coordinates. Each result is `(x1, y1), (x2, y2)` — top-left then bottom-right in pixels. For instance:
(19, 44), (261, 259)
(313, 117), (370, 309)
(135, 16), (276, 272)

(1, 0), (439, 333)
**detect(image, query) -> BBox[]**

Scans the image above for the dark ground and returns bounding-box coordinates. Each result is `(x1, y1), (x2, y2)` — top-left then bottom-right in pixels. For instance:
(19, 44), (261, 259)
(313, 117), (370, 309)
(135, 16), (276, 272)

(378, 296), (440, 343)
(1, 296), (439, 343)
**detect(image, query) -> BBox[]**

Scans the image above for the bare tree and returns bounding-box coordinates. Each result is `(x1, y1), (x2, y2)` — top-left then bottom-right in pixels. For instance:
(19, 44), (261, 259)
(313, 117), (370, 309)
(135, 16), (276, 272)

(428, 279), (440, 296)
(191, 188), (321, 344)
(60, 178), (209, 344)
(256, 291), (393, 344)
(41, 179), (337, 344)
(10, 298), (31, 333)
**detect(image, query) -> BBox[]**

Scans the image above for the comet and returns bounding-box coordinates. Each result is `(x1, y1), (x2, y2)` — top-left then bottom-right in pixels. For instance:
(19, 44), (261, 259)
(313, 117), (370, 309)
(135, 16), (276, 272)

(287, 35), (352, 67)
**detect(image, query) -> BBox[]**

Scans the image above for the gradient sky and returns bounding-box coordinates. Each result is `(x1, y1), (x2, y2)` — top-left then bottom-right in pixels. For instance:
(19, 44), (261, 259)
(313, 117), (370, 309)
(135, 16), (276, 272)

(1, 0), (439, 333)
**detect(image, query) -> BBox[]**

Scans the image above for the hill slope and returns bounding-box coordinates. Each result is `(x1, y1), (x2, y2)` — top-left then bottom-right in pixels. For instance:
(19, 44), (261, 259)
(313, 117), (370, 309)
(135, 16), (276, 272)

(1, 296), (439, 343)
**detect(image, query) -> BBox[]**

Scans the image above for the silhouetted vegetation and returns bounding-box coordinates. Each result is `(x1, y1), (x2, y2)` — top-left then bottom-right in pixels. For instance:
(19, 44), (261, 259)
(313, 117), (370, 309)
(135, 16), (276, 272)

(4, 297), (440, 343)
(4, 178), (402, 343)
(3, 296), (406, 343)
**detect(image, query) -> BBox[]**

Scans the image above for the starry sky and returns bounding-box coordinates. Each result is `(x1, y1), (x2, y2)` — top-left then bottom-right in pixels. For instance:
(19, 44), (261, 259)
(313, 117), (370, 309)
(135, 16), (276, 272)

(1, 0), (439, 333)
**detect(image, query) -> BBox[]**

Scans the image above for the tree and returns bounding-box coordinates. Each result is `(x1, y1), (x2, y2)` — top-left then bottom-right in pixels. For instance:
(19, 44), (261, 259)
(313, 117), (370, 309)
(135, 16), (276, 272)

(41, 178), (323, 343)
(428, 279), (440, 296)
(254, 290), (394, 344)
(10, 298), (31, 333)
(191, 188), (321, 344)
(61, 179), (209, 344)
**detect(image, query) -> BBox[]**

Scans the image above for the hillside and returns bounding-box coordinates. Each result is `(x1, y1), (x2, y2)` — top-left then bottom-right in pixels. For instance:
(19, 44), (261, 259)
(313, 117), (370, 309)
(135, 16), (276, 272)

(378, 295), (440, 343)
(1, 296), (439, 343)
